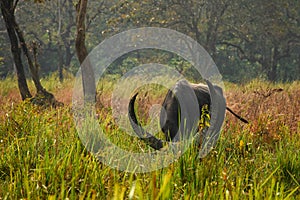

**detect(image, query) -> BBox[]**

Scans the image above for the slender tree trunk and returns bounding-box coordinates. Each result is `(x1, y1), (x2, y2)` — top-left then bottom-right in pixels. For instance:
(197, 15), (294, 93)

(298, 54), (300, 80)
(58, 44), (64, 82)
(63, 0), (74, 68)
(64, 45), (72, 68)
(13, 16), (45, 93)
(267, 47), (279, 82)
(61, 30), (73, 69)
(75, 0), (96, 102)
(0, 0), (32, 100)
(267, 64), (277, 82)
(57, 0), (64, 82)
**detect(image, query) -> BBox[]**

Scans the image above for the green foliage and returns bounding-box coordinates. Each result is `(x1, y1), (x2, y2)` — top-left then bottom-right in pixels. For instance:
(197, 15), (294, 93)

(168, 57), (201, 82)
(1, 0), (299, 82)
(106, 0), (300, 82)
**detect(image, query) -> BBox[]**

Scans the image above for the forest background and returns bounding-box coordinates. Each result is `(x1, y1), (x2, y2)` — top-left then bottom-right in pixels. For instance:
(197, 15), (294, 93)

(0, 0), (299, 83)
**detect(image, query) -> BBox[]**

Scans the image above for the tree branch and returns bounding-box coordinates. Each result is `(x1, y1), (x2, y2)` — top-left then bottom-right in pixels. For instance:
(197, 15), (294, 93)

(13, 0), (19, 13)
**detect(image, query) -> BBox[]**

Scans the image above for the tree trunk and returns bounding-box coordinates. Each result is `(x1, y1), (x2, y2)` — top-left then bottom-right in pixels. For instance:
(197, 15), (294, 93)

(1, 0), (60, 107)
(62, 0), (74, 69)
(13, 16), (45, 93)
(58, 44), (64, 82)
(75, 0), (96, 102)
(0, 0), (32, 100)
(267, 64), (277, 82)
(64, 45), (72, 68)
(267, 47), (279, 82)
(298, 54), (300, 79)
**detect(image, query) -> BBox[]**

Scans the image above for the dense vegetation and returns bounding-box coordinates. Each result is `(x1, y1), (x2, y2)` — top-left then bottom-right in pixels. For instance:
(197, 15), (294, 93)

(0, 76), (299, 199)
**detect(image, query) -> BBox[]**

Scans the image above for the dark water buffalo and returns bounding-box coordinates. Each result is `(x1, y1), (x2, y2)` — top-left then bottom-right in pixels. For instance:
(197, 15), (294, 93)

(128, 79), (248, 151)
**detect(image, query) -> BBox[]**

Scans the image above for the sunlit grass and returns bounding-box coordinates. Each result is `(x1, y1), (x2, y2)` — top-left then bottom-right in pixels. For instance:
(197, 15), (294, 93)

(0, 76), (299, 199)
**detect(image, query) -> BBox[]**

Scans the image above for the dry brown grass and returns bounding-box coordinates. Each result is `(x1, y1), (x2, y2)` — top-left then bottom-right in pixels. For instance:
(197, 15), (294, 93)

(225, 80), (300, 144)
(1, 77), (299, 141)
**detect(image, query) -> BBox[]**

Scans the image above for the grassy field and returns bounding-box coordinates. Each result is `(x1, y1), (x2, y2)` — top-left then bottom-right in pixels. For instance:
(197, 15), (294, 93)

(0, 75), (299, 199)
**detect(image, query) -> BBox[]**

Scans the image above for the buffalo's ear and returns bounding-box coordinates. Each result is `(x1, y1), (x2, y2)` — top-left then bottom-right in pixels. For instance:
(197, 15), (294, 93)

(199, 80), (226, 158)
(213, 85), (224, 97)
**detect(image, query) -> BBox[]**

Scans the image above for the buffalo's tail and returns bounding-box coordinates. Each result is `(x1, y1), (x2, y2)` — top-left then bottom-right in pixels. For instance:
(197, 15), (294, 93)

(226, 107), (249, 123)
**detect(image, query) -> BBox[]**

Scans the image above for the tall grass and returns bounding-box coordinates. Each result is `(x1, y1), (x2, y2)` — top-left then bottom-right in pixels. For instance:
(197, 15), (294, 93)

(0, 77), (299, 199)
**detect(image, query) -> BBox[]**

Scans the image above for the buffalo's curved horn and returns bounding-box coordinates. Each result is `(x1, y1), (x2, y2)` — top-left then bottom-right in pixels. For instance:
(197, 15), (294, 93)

(128, 93), (164, 150)
(199, 80), (226, 158)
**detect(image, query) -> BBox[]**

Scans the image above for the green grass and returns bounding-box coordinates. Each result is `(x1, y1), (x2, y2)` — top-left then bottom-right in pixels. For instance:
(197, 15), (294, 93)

(0, 77), (299, 199)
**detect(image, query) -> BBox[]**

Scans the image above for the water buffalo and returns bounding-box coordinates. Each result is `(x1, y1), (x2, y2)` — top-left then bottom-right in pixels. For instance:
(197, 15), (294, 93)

(128, 79), (248, 151)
